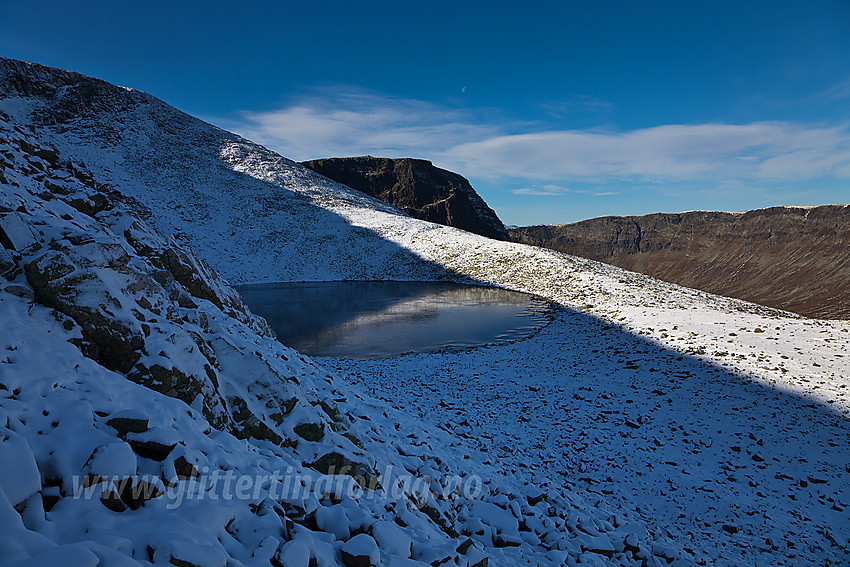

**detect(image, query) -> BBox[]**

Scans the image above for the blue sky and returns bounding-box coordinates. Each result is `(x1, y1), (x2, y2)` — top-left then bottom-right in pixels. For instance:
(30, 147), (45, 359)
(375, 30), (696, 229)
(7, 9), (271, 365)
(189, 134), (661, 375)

(2, 0), (849, 225)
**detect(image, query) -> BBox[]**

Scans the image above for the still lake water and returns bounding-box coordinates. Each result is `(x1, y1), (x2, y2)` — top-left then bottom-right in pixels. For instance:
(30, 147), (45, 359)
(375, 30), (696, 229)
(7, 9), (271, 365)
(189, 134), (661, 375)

(236, 281), (551, 359)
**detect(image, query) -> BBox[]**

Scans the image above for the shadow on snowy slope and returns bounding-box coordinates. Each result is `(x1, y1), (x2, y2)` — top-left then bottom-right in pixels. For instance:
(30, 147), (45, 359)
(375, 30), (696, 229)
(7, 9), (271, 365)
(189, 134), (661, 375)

(0, 57), (472, 286)
(335, 301), (850, 564)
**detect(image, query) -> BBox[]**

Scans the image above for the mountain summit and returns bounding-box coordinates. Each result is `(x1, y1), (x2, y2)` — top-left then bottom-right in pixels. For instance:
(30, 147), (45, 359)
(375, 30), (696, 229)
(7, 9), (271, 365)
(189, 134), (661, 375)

(301, 156), (509, 240)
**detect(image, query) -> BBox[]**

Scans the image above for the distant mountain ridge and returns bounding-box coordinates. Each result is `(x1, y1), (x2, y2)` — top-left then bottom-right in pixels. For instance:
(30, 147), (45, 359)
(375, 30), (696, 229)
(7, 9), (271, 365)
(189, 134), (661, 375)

(301, 156), (509, 240)
(510, 205), (850, 319)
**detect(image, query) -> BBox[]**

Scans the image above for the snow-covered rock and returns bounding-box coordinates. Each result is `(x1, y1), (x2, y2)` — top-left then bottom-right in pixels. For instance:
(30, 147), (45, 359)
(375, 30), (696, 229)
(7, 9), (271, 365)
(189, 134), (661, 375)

(341, 533), (380, 567)
(0, 430), (41, 507)
(372, 520), (412, 558)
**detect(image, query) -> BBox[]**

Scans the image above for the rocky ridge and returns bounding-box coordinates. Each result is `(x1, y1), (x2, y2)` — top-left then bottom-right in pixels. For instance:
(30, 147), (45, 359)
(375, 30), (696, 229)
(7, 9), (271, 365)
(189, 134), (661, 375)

(510, 207), (850, 320)
(301, 156), (509, 240)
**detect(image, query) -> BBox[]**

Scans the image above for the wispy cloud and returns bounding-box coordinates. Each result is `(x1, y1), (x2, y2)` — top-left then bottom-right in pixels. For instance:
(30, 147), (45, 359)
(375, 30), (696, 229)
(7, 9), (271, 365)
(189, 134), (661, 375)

(217, 87), (502, 162)
(445, 123), (850, 183)
(512, 184), (571, 196)
(804, 76), (850, 103)
(512, 188), (559, 196)
(220, 88), (850, 188)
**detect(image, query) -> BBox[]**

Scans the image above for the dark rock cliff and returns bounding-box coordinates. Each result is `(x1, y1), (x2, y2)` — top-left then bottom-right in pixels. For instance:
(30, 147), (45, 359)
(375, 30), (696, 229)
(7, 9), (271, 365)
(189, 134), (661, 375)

(510, 206), (850, 319)
(301, 156), (509, 240)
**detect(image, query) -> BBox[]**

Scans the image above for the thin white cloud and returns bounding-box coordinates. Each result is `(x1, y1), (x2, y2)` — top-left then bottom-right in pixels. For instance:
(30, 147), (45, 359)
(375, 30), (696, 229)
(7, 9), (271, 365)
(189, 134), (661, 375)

(444, 122), (850, 183)
(512, 188), (560, 196)
(217, 87), (502, 162)
(802, 76), (850, 103)
(220, 89), (850, 187)
(512, 184), (573, 196)
(538, 95), (614, 118)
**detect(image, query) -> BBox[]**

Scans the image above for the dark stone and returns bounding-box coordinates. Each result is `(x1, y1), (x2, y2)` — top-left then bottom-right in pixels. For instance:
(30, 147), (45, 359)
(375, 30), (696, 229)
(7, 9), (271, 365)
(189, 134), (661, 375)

(340, 551), (375, 567)
(159, 248), (223, 309)
(100, 490), (126, 513)
(340, 534), (379, 567)
(16, 139), (60, 165)
(106, 417), (149, 437)
(456, 538), (474, 554)
(173, 456), (199, 480)
(114, 478), (163, 510)
(301, 157), (508, 240)
(293, 422), (325, 442)
(42, 493), (60, 512)
(280, 397), (298, 415)
(307, 452), (373, 488)
(80, 473), (107, 488)
(0, 248), (15, 276)
(24, 256), (144, 373)
(527, 493), (546, 506)
(67, 193), (111, 216)
(127, 364), (204, 409)
(128, 440), (176, 461)
(493, 535), (521, 548)
(234, 419), (283, 446)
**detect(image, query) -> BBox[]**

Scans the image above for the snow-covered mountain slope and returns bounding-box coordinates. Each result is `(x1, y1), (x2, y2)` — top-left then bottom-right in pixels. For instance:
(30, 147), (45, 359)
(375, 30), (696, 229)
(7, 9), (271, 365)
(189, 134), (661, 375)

(1, 58), (849, 565)
(0, 58), (449, 284)
(1, 58), (845, 415)
(0, 111), (680, 567)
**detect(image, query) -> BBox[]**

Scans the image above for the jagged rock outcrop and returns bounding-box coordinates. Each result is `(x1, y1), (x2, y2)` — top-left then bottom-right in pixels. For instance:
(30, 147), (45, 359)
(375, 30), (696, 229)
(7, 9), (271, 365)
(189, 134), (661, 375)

(510, 206), (850, 319)
(301, 156), (509, 240)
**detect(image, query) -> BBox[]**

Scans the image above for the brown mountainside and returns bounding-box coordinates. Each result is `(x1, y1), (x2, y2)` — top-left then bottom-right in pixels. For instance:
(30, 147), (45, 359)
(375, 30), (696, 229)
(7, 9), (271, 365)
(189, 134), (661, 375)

(510, 205), (850, 319)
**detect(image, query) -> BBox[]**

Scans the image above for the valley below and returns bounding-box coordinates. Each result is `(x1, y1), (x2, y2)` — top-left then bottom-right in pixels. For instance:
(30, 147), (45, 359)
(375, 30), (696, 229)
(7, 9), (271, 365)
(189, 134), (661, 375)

(326, 306), (850, 565)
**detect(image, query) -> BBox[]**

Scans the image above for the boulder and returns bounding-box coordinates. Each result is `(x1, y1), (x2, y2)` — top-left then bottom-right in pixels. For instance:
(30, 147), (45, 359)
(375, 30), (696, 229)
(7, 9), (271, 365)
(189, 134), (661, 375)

(0, 431), (41, 507)
(341, 533), (380, 567)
